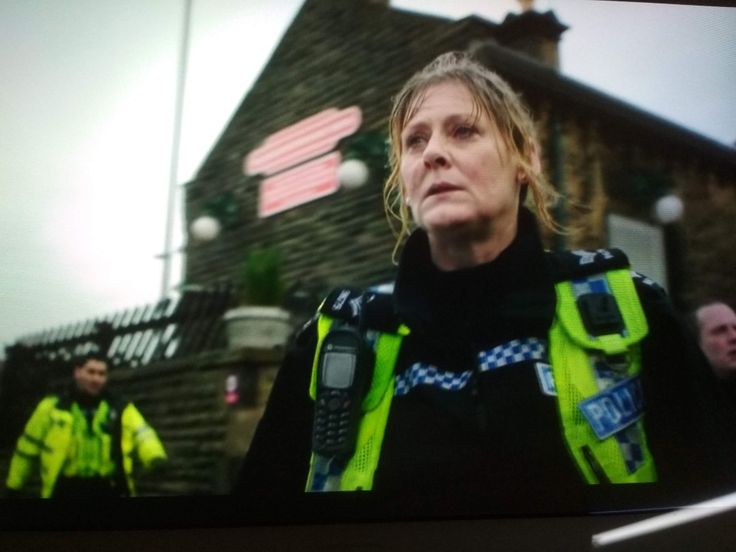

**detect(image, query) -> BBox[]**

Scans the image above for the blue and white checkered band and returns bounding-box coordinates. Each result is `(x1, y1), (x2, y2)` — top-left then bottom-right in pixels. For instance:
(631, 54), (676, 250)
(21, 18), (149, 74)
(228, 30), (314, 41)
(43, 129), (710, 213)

(592, 357), (620, 388)
(477, 337), (548, 372)
(394, 337), (548, 396)
(571, 272), (611, 297)
(394, 364), (472, 396)
(308, 455), (347, 492)
(615, 424), (646, 473)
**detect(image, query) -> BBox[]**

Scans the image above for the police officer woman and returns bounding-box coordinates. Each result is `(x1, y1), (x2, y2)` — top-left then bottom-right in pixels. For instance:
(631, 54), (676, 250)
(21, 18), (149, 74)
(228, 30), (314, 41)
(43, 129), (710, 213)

(236, 52), (731, 515)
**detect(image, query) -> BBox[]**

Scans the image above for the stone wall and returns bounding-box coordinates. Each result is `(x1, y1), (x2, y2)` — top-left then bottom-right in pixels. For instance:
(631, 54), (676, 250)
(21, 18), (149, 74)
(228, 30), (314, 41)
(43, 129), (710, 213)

(679, 168), (736, 309)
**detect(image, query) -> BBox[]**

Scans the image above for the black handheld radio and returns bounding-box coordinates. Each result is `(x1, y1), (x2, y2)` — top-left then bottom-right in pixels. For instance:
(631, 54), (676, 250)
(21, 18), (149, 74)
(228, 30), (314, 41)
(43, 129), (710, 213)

(312, 324), (373, 459)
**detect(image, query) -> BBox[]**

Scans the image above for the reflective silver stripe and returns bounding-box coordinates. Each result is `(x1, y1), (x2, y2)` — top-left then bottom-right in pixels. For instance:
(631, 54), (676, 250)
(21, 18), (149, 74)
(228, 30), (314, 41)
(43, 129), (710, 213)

(134, 425), (153, 439)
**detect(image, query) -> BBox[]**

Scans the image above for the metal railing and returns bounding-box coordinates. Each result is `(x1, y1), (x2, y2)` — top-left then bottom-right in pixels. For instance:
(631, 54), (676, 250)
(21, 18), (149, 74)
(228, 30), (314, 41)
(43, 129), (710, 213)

(9, 285), (233, 369)
(0, 285), (234, 447)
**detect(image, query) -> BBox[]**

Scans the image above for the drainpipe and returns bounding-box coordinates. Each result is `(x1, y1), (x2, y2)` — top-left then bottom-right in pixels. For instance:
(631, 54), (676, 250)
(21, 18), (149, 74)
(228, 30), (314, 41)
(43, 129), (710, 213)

(549, 111), (567, 251)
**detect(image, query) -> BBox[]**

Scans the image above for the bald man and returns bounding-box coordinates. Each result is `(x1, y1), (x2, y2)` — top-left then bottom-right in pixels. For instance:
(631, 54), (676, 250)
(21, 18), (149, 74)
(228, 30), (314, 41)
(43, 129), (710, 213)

(695, 302), (736, 379)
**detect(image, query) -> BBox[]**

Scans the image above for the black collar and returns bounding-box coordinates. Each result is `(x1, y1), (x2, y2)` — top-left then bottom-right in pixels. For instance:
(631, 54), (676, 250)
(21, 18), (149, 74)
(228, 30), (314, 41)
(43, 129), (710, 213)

(393, 207), (556, 344)
(58, 383), (115, 410)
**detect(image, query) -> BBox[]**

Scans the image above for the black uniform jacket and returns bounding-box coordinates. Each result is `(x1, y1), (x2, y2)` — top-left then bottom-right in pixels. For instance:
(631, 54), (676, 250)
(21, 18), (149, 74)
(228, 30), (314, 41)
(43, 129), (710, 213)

(235, 208), (735, 521)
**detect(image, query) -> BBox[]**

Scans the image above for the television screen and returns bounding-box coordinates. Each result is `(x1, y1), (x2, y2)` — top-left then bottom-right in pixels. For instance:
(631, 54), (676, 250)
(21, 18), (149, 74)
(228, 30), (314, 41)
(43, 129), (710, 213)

(1, 0), (735, 547)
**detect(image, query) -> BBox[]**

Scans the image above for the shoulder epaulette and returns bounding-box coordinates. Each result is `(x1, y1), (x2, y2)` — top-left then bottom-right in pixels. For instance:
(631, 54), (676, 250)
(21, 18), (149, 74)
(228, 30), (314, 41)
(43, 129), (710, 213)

(103, 391), (126, 414)
(546, 248), (631, 282)
(319, 287), (365, 322)
(319, 287), (402, 333)
(630, 270), (667, 296)
(54, 392), (71, 411)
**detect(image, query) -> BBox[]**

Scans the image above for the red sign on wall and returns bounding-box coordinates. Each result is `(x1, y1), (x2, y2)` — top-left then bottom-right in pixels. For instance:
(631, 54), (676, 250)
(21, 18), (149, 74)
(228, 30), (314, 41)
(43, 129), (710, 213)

(244, 106), (361, 176)
(258, 151), (341, 218)
(243, 106), (362, 217)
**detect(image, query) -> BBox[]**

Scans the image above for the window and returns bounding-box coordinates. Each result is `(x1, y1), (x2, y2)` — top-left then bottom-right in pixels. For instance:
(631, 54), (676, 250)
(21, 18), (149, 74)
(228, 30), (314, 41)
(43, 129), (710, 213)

(607, 214), (668, 291)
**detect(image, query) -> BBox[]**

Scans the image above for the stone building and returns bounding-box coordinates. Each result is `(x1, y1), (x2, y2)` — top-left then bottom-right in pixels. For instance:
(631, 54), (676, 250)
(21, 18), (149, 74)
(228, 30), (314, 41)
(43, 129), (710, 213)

(184, 0), (736, 313)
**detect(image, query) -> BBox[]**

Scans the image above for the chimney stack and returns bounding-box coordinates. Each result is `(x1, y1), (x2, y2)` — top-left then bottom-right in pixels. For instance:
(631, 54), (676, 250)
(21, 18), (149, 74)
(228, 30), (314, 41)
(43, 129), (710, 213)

(495, 3), (568, 69)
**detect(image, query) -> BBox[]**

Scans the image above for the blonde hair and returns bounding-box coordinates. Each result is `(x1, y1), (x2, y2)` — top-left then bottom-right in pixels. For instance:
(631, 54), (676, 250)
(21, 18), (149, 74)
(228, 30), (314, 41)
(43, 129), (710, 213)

(383, 51), (560, 260)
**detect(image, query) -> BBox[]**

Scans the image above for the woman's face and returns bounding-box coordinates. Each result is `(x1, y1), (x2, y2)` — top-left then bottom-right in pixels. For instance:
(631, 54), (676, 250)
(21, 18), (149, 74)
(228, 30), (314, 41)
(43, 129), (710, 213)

(399, 80), (520, 238)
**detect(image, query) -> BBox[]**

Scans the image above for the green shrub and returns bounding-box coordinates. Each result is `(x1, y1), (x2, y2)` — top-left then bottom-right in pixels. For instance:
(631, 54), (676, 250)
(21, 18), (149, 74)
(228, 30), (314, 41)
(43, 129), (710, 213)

(239, 247), (285, 306)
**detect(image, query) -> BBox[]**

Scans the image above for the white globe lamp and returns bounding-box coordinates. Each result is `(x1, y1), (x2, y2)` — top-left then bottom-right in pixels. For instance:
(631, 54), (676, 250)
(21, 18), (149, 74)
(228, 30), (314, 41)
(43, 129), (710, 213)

(654, 194), (684, 225)
(190, 215), (221, 242)
(338, 159), (369, 189)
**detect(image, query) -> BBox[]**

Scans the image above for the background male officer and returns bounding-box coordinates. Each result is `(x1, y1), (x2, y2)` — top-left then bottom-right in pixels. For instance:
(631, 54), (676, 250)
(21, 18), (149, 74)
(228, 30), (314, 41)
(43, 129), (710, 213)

(695, 302), (736, 380)
(5, 353), (166, 498)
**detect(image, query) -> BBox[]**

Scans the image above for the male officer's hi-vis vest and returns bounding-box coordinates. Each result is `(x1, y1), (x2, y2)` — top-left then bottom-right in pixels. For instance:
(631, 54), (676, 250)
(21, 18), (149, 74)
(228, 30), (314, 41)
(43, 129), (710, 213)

(306, 252), (657, 491)
(6, 396), (166, 497)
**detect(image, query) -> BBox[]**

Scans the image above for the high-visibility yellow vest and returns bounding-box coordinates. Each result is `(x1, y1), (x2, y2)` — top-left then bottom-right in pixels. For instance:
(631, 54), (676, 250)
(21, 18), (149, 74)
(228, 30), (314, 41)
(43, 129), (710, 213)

(62, 401), (117, 479)
(549, 267), (656, 483)
(6, 396), (167, 497)
(306, 267), (656, 491)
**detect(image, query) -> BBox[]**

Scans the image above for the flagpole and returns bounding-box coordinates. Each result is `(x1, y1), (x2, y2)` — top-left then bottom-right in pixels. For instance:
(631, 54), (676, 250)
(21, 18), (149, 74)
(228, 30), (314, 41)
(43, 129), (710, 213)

(161, 0), (192, 297)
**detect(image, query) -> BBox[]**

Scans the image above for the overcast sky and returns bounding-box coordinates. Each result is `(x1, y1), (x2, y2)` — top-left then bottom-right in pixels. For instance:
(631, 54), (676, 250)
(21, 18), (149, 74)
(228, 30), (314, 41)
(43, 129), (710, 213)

(1, 0), (734, 351)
